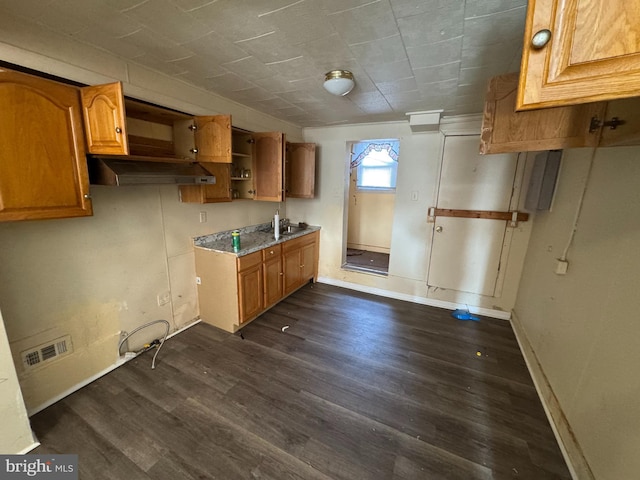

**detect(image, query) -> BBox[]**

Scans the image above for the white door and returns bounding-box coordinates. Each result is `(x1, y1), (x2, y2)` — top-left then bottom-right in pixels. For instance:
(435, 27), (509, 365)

(427, 135), (519, 296)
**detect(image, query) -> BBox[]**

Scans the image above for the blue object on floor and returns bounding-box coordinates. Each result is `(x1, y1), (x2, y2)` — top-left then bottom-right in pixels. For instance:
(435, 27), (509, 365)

(452, 308), (480, 321)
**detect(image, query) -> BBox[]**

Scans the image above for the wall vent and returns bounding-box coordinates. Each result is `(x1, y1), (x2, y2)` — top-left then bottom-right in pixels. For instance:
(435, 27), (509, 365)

(21, 335), (73, 369)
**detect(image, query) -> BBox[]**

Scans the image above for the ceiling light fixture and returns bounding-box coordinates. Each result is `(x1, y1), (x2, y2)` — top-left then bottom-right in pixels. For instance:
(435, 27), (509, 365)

(323, 70), (355, 96)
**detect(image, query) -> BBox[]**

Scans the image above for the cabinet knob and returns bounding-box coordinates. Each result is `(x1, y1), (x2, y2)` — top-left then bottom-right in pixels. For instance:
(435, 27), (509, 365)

(531, 29), (552, 49)
(84, 193), (92, 199)
(248, 190), (255, 194)
(435, 225), (443, 233)
(190, 148), (198, 154)
(269, 250), (274, 255)
(188, 125), (197, 131)
(115, 127), (122, 134)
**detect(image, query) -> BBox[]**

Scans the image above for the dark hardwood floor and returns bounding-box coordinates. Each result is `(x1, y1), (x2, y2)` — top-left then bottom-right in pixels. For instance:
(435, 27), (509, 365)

(31, 283), (571, 480)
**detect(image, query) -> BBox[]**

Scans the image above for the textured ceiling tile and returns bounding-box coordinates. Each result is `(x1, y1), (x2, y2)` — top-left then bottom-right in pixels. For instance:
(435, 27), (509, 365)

(222, 56), (276, 81)
(460, 42), (521, 69)
(414, 61), (460, 84)
(298, 33), (356, 71)
(366, 59), (413, 83)
(458, 64), (509, 86)
(320, 0), (382, 15)
(188, 0), (274, 43)
(35, 3), (87, 35)
(170, 56), (229, 78)
(258, 0), (336, 46)
(253, 97), (298, 111)
(253, 75), (301, 94)
(120, 28), (194, 61)
(406, 36), (463, 69)
(180, 31), (249, 64)
(376, 77), (418, 95)
(122, 0), (212, 44)
(0, 0), (55, 20)
(48, 0), (141, 37)
(390, 0), (463, 19)
(202, 72), (256, 92)
(104, 0), (148, 12)
(72, 27), (147, 59)
(328, 0), (399, 46)
(347, 34), (407, 67)
(236, 31), (303, 64)
(170, 0), (218, 12)
(462, 6), (526, 46)
(264, 55), (319, 82)
(133, 54), (190, 76)
(228, 86), (277, 102)
(464, 0), (527, 19)
(416, 78), (458, 96)
(397, 3), (464, 48)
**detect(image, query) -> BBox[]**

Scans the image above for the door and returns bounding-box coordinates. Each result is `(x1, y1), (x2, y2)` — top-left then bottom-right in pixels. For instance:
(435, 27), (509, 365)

(427, 136), (518, 297)
(518, 0), (640, 109)
(80, 82), (128, 154)
(0, 69), (93, 221)
(194, 115), (232, 163)
(252, 132), (284, 202)
(286, 143), (316, 198)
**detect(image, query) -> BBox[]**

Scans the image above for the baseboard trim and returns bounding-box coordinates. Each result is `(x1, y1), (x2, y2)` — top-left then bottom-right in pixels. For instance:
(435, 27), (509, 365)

(510, 310), (594, 480)
(317, 277), (511, 320)
(28, 318), (202, 416)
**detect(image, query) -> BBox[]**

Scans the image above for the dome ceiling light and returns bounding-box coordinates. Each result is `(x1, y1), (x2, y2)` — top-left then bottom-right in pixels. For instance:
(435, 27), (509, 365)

(323, 70), (355, 96)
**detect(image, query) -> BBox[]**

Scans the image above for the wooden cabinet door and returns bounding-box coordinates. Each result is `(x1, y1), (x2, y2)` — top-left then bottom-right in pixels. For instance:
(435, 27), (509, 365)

(518, 0), (640, 110)
(238, 264), (263, 324)
(179, 163), (232, 203)
(263, 251), (283, 308)
(286, 143), (316, 198)
(194, 115), (232, 163)
(0, 68), (92, 221)
(252, 132), (284, 202)
(283, 249), (302, 296)
(80, 82), (128, 154)
(481, 73), (605, 154)
(300, 242), (316, 282)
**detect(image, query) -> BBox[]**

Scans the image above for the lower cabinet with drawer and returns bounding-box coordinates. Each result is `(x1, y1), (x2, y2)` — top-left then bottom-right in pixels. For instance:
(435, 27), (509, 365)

(195, 230), (319, 332)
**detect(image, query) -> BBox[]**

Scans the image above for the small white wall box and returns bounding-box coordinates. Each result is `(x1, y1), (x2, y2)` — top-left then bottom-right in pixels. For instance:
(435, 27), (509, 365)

(406, 110), (443, 133)
(525, 150), (562, 211)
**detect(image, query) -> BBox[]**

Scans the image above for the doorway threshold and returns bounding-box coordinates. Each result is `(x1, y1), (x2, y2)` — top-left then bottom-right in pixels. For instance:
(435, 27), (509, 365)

(342, 263), (388, 276)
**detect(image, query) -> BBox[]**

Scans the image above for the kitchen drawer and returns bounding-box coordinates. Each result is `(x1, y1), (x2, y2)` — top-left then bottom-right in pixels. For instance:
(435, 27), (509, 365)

(282, 232), (315, 253)
(262, 244), (282, 260)
(237, 250), (262, 271)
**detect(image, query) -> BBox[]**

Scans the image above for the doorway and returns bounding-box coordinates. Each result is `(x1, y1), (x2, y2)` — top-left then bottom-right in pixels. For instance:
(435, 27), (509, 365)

(344, 140), (399, 275)
(427, 135), (521, 296)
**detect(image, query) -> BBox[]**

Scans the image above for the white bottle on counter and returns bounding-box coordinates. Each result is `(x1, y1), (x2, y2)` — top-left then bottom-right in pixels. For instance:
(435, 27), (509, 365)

(274, 210), (280, 240)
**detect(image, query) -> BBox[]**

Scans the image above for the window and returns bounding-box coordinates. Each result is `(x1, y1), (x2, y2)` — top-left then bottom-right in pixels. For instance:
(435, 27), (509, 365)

(351, 140), (399, 191)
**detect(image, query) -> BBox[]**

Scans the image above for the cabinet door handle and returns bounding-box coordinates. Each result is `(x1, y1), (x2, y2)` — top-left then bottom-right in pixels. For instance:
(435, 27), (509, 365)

(531, 29), (552, 49)
(188, 124), (197, 131)
(190, 148), (198, 154)
(115, 127), (122, 134)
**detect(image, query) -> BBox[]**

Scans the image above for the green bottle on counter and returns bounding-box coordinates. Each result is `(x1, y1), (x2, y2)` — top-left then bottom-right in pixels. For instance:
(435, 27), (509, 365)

(231, 230), (241, 252)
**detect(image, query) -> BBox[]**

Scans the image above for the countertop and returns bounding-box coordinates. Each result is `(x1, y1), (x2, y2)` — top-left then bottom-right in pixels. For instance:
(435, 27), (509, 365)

(194, 222), (320, 256)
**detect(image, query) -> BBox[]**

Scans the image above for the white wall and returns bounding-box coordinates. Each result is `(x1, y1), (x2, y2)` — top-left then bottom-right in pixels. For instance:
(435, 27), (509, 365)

(0, 22), (302, 415)
(288, 121), (532, 316)
(0, 310), (36, 454)
(513, 147), (640, 480)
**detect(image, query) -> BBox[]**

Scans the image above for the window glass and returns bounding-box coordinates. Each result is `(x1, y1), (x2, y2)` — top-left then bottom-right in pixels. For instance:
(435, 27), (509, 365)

(351, 140), (399, 191)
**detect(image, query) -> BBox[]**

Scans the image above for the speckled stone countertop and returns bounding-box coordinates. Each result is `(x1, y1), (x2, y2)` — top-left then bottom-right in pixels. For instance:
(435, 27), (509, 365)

(194, 222), (320, 256)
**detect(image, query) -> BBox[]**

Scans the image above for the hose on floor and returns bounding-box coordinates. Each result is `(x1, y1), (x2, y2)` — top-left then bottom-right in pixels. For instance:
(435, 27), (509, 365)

(117, 319), (170, 369)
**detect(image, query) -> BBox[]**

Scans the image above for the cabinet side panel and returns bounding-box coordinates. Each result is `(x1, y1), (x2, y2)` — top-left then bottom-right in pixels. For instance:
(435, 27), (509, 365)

(194, 248), (239, 332)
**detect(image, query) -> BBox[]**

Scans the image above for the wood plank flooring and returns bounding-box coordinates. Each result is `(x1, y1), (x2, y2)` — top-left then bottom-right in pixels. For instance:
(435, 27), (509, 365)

(31, 283), (571, 479)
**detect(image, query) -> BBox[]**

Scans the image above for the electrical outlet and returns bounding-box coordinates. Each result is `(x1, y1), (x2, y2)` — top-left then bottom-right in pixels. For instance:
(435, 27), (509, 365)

(555, 259), (569, 275)
(157, 291), (171, 306)
(199, 211), (207, 223)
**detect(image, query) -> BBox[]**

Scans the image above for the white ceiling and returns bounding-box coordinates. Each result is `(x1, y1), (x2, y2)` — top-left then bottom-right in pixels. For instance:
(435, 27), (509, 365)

(3, 0), (527, 127)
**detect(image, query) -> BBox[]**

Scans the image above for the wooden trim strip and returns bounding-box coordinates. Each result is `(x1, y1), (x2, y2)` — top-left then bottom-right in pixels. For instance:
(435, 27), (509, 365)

(432, 208), (529, 222)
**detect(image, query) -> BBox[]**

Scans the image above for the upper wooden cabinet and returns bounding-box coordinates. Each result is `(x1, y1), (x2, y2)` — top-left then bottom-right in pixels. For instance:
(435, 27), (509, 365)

(518, 0), (640, 110)
(481, 73), (605, 154)
(81, 82), (129, 155)
(482, 73), (640, 154)
(0, 68), (92, 221)
(252, 132), (285, 202)
(285, 143), (316, 199)
(81, 82), (231, 163)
